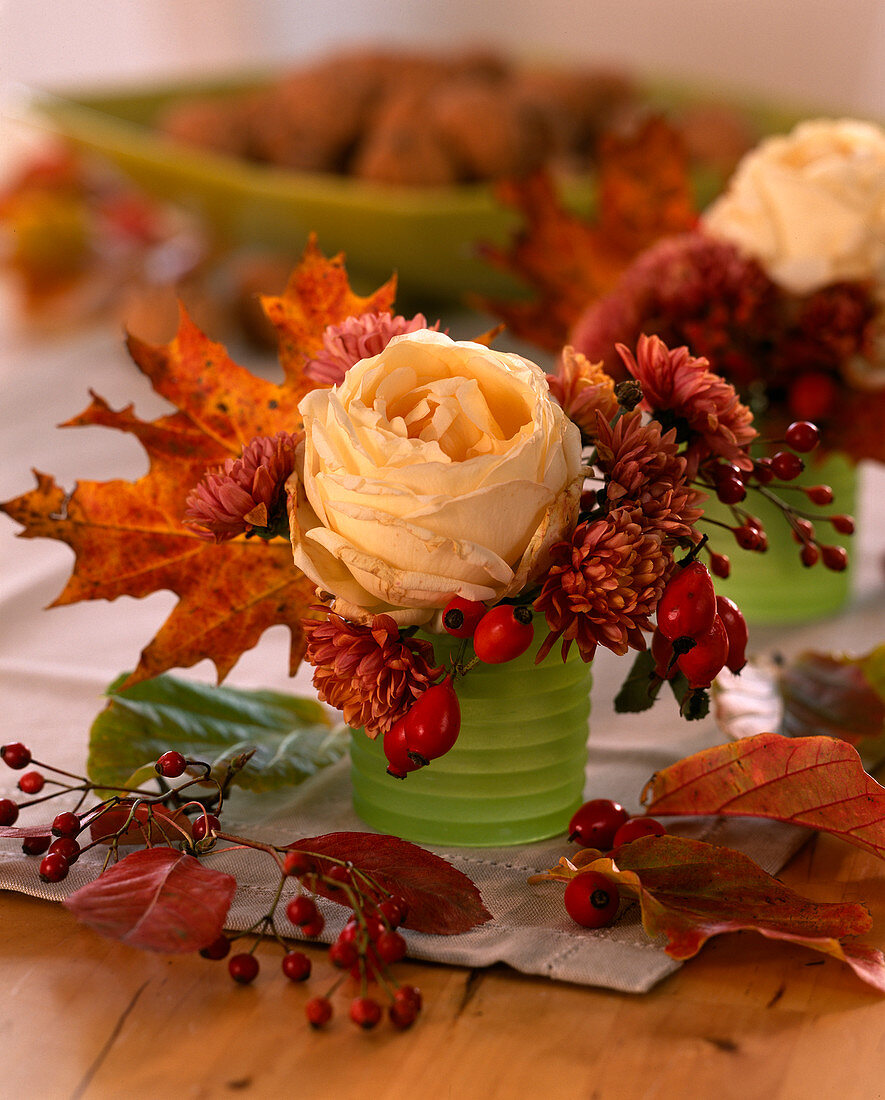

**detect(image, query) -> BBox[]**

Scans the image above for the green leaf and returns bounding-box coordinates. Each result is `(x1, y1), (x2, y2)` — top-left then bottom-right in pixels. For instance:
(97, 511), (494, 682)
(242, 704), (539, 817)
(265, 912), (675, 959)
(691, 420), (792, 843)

(88, 673), (348, 794)
(614, 649), (661, 713)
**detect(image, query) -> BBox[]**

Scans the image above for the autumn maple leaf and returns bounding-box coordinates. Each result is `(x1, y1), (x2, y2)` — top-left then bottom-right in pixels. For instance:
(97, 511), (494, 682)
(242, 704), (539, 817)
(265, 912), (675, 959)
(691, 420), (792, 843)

(1, 236), (396, 687)
(476, 115), (697, 352)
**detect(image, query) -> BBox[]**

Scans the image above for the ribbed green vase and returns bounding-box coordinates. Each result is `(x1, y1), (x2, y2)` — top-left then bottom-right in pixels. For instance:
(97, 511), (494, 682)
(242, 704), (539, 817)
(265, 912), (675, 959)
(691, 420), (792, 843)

(706, 451), (857, 625)
(350, 635), (592, 847)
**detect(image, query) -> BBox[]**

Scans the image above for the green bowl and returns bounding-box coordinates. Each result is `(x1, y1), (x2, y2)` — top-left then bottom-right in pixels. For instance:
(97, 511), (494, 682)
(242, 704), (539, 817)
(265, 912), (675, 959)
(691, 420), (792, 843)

(26, 73), (811, 304)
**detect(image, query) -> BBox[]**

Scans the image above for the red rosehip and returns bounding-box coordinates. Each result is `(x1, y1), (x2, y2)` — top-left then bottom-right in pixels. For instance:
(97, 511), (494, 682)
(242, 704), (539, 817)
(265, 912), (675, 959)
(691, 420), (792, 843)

(1, 743), (31, 770)
(784, 420), (820, 453)
(38, 852), (70, 883)
(821, 545), (848, 572)
(830, 514), (855, 535)
(472, 604), (534, 664)
(805, 484), (834, 506)
(563, 871), (620, 929)
(283, 850), (315, 878)
(281, 951), (312, 981)
(734, 524), (767, 551)
(48, 837), (80, 864)
(709, 552), (731, 580)
(568, 799), (629, 849)
(22, 835), (52, 856)
(715, 596), (748, 674)
(228, 953), (259, 984)
(442, 596), (486, 638)
(377, 896), (407, 928)
(800, 543), (820, 567)
(383, 717), (424, 779)
(676, 614), (729, 689)
(657, 561), (717, 642)
(199, 935), (231, 960)
(329, 939), (359, 969)
(17, 770), (45, 795)
(155, 750), (187, 778)
(300, 916), (326, 938)
(770, 451), (805, 481)
(0, 798), (19, 826)
(191, 814), (221, 841)
(306, 996), (333, 1029)
(349, 996), (382, 1030)
(394, 984), (423, 1012)
(612, 817), (666, 846)
(403, 678), (461, 763)
(375, 929), (407, 964)
(389, 1002), (418, 1030)
(286, 895), (319, 927)
(51, 811), (80, 838)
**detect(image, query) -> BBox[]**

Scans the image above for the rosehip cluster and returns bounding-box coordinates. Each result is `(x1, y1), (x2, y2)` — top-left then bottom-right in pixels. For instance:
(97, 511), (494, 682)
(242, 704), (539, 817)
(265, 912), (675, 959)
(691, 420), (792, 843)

(701, 420), (851, 575)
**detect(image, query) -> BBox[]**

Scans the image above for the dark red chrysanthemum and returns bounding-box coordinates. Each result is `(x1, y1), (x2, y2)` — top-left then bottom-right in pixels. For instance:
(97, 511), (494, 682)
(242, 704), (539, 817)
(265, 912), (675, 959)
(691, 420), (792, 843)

(594, 410), (704, 538)
(304, 311), (440, 386)
(184, 431), (299, 541)
(533, 506), (672, 663)
(303, 610), (443, 738)
(617, 334), (756, 473)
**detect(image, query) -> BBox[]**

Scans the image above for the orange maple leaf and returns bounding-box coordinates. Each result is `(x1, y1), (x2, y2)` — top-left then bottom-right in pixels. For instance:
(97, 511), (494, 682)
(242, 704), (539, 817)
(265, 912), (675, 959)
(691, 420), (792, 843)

(476, 115), (697, 352)
(1, 236), (397, 687)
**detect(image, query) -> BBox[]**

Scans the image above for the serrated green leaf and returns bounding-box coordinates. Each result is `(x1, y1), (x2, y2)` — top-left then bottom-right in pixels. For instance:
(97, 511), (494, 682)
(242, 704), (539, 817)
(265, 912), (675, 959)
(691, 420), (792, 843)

(89, 674), (348, 794)
(614, 649), (661, 713)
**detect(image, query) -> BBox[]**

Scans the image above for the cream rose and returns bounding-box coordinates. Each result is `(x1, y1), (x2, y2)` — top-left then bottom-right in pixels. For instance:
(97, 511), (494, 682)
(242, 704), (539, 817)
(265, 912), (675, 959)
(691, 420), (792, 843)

(703, 118), (885, 295)
(288, 329), (583, 626)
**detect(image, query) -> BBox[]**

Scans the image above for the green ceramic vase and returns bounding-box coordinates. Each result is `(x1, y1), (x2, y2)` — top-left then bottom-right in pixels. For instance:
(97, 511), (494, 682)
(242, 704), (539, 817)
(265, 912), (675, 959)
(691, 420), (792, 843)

(349, 634), (592, 847)
(706, 451), (857, 625)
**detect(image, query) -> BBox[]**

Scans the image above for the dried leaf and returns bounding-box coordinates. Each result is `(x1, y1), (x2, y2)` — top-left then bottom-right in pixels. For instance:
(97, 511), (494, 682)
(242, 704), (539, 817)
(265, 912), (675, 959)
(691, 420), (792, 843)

(64, 847), (236, 953)
(287, 832), (492, 935)
(779, 648), (885, 744)
(1, 237), (396, 686)
(642, 732), (885, 860)
(476, 117), (696, 351)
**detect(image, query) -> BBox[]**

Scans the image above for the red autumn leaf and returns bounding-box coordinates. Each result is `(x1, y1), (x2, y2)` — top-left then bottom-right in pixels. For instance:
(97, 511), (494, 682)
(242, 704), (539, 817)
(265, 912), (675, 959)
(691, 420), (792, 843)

(476, 116), (696, 352)
(0, 236), (396, 687)
(779, 648), (885, 745)
(64, 847), (236, 953)
(531, 835), (885, 991)
(88, 802), (193, 846)
(0, 824), (58, 839)
(641, 733), (885, 860)
(287, 831), (492, 935)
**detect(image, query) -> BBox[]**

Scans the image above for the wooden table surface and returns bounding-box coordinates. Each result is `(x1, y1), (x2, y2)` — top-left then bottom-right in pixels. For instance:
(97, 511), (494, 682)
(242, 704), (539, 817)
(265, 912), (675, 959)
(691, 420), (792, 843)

(3, 825), (884, 1100)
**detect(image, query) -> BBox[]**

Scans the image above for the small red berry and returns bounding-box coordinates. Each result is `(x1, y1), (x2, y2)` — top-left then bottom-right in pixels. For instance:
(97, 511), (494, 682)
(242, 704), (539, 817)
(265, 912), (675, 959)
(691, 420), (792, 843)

(395, 984), (423, 1010)
(191, 814), (221, 841)
(281, 951), (312, 982)
(51, 811), (80, 838)
(472, 604), (534, 664)
(800, 543), (820, 567)
(389, 1002), (418, 1030)
(0, 798), (19, 826)
(821, 545), (848, 572)
(17, 770), (45, 794)
(442, 596), (486, 638)
(715, 596), (748, 674)
(563, 871), (620, 929)
(751, 458), (775, 485)
(325, 864), (352, 890)
(305, 996), (333, 1029)
(377, 896), (407, 928)
(155, 750), (187, 778)
(568, 799), (629, 849)
(329, 939), (359, 969)
(830, 514), (855, 535)
(791, 517), (815, 543)
(734, 524), (766, 551)
(349, 996), (382, 1030)
(38, 851), (70, 883)
(300, 916), (326, 938)
(612, 817), (667, 846)
(283, 850), (315, 878)
(784, 420), (820, 453)
(676, 614), (729, 689)
(714, 471), (747, 505)
(199, 935), (231, 960)
(805, 484), (834, 506)
(286, 895), (318, 926)
(1, 743), (31, 770)
(709, 552), (731, 580)
(48, 837), (80, 864)
(657, 561), (717, 642)
(770, 451), (805, 481)
(403, 678), (461, 763)
(22, 835), (52, 856)
(375, 929), (407, 964)
(228, 953), (259, 984)
(383, 717), (424, 779)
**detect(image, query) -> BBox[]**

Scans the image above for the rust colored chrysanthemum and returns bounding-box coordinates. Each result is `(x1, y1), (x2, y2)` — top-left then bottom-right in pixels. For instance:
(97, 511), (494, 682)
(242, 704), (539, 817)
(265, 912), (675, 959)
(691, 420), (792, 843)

(545, 346), (619, 441)
(534, 506), (672, 663)
(304, 311), (440, 385)
(617, 334), (756, 473)
(184, 431), (298, 541)
(594, 409), (704, 538)
(303, 610), (444, 738)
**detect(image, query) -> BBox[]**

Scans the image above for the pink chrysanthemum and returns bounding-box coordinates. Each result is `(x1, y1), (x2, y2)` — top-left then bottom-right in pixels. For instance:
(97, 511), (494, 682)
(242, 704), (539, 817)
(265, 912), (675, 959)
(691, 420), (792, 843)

(570, 232), (777, 390)
(533, 506), (672, 664)
(594, 410), (704, 539)
(617, 334), (756, 473)
(545, 346), (619, 441)
(304, 311), (441, 385)
(184, 431), (298, 542)
(303, 610), (443, 738)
